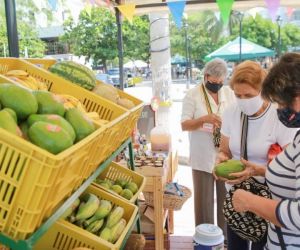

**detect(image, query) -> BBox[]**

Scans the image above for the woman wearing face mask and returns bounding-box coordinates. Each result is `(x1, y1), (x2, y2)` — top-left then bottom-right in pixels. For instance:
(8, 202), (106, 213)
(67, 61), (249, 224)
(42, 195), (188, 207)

(232, 53), (300, 249)
(181, 58), (235, 237)
(214, 60), (298, 250)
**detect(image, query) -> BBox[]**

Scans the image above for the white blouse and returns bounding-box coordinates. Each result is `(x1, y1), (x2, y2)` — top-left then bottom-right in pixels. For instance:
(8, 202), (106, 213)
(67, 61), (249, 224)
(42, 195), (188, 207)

(181, 83), (235, 173)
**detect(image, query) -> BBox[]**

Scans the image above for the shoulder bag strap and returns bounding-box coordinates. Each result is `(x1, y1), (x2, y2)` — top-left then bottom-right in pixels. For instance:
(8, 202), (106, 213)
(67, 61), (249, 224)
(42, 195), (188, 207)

(275, 226), (286, 250)
(201, 84), (213, 114)
(241, 113), (286, 249)
(240, 112), (248, 160)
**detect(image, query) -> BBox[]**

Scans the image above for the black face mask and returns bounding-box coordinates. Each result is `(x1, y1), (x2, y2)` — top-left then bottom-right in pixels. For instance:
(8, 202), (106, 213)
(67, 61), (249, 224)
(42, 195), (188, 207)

(277, 107), (300, 128)
(205, 81), (223, 93)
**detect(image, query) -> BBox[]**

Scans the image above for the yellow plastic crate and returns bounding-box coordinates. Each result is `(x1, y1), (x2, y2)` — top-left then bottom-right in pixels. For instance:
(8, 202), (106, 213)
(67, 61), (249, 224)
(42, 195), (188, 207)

(34, 185), (138, 250)
(0, 58), (129, 240)
(24, 58), (57, 70)
(93, 162), (146, 203)
(96, 80), (144, 143)
(24, 58), (144, 147)
(0, 57), (129, 171)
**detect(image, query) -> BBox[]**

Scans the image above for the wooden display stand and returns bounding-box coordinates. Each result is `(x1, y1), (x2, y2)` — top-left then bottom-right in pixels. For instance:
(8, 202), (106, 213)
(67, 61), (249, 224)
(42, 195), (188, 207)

(137, 150), (178, 250)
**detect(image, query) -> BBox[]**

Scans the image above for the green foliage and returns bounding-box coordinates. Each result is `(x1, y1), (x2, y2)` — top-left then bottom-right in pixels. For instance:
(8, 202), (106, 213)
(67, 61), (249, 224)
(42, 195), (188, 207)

(230, 14), (300, 53)
(170, 11), (229, 63)
(62, 7), (150, 69)
(122, 16), (150, 62)
(62, 7), (118, 69)
(0, 0), (48, 57)
(171, 12), (300, 62)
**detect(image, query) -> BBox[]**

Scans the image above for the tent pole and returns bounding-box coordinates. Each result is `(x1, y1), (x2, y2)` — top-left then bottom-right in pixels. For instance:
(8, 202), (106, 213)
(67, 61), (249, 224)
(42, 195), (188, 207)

(4, 0), (19, 57)
(237, 11), (244, 62)
(115, 0), (124, 90)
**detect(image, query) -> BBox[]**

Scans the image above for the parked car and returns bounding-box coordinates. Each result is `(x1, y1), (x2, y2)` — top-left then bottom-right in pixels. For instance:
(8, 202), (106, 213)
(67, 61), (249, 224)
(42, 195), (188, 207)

(107, 68), (128, 88)
(127, 73), (143, 87)
(95, 73), (114, 85)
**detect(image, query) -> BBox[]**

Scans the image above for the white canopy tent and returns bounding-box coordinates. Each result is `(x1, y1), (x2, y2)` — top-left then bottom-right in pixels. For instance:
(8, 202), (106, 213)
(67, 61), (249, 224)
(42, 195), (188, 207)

(124, 60), (148, 68)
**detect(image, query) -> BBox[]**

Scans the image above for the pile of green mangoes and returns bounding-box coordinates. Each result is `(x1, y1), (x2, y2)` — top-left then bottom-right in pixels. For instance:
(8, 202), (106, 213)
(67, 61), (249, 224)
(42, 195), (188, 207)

(0, 83), (96, 154)
(94, 178), (138, 201)
(61, 192), (127, 244)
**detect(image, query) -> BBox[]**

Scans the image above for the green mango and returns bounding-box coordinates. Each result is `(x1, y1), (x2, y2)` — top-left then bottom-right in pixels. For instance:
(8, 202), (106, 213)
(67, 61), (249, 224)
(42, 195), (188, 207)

(124, 182), (138, 194)
(215, 159), (245, 180)
(28, 121), (73, 154)
(19, 122), (29, 140)
(2, 108), (17, 123)
(65, 108), (95, 142)
(27, 114), (76, 142)
(0, 109), (22, 137)
(33, 91), (65, 116)
(0, 83), (38, 120)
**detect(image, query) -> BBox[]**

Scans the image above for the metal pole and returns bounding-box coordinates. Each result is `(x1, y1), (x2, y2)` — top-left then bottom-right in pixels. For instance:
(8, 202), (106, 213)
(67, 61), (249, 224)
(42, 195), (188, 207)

(239, 18), (242, 62)
(188, 37), (192, 86)
(115, 1), (124, 90)
(184, 23), (189, 88)
(4, 0), (19, 57)
(278, 23), (281, 58)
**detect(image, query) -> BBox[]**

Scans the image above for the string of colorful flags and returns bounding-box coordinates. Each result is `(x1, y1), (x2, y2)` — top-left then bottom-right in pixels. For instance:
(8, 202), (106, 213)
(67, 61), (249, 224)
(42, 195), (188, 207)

(48, 0), (287, 27)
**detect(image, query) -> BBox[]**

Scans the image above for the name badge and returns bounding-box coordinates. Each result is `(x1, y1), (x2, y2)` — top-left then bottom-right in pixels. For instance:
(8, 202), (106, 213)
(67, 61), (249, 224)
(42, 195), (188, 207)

(201, 123), (214, 133)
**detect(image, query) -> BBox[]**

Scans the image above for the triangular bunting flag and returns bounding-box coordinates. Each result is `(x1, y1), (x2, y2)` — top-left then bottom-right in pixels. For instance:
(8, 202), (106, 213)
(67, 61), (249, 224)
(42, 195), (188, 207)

(89, 0), (95, 5)
(48, 0), (57, 11)
(117, 4), (136, 24)
(106, 0), (110, 6)
(265, 0), (280, 21)
(167, 1), (186, 28)
(216, 0), (234, 25)
(287, 7), (294, 19)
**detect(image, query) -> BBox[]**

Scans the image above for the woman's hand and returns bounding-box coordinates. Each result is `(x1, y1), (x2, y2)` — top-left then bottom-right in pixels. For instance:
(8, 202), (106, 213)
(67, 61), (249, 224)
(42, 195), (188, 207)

(213, 152), (230, 181)
(203, 114), (222, 128)
(232, 189), (253, 212)
(226, 158), (265, 185)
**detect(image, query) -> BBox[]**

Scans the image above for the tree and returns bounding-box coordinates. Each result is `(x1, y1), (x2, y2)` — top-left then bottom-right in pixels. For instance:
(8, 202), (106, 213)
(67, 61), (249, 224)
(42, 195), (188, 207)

(170, 11), (229, 64)
(230, 14), (300, 54)
(62, 6), (150, 70)
(62, 7), (118, 70)
(0, 0), (52, 57)
(122, 16), (150, 63)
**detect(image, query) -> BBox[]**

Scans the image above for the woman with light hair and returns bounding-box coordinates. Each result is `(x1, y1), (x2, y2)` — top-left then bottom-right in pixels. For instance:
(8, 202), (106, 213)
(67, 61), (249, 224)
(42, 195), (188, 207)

(181, 58), (235, 239)
(214, 60), (297, 250)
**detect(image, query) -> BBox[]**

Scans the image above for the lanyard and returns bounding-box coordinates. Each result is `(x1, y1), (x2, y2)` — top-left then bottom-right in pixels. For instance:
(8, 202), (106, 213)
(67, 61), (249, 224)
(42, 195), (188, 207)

(201, 84), (220, 115)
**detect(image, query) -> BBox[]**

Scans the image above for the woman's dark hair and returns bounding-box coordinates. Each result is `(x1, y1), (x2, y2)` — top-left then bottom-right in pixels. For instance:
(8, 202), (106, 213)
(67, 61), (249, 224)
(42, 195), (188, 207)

(262, 53), (300, 106)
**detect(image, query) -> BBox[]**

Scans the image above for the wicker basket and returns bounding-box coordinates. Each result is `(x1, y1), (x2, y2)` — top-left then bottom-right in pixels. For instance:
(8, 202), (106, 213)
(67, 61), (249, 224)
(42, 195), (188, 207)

(143, 184), (192, 210)
(124, 234), (146, 250)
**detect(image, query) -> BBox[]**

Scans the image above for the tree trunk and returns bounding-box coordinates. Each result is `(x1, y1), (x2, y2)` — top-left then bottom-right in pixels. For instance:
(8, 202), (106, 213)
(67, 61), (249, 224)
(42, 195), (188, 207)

(103, 60), (107, 73)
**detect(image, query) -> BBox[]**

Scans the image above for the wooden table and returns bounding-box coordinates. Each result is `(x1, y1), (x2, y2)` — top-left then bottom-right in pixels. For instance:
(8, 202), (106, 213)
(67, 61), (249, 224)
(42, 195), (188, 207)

(136, 150), (178, 250)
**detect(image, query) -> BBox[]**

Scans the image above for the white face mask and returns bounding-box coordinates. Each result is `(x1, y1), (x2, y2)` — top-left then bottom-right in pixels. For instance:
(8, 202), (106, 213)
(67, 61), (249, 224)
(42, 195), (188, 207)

(236, 94), (264, 116)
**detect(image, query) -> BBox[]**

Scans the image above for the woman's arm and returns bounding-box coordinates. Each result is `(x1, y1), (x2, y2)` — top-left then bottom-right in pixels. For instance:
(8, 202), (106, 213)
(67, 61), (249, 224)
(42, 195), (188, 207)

(232, 190), (282, 227)
(216, 134), (232, 164)
(181, 114), (221, 131)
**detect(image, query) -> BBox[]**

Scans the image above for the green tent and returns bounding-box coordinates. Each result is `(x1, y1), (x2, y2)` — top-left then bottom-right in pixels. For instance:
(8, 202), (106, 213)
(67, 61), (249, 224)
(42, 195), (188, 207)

(205, 37), (275, 61)
(171, 54), (187, 66)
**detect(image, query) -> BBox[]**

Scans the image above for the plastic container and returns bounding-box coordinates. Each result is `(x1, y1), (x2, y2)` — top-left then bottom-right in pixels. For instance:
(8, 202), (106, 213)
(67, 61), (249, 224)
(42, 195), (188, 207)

(34, 185), (138, 250)
(92, 161), (146, 203)
(96, 80), (144, 143)
(150, 125), (171, 152)
(0, 58), (129, 240)
(193, 224), (224, 250)
(24, 58), (144, 145)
